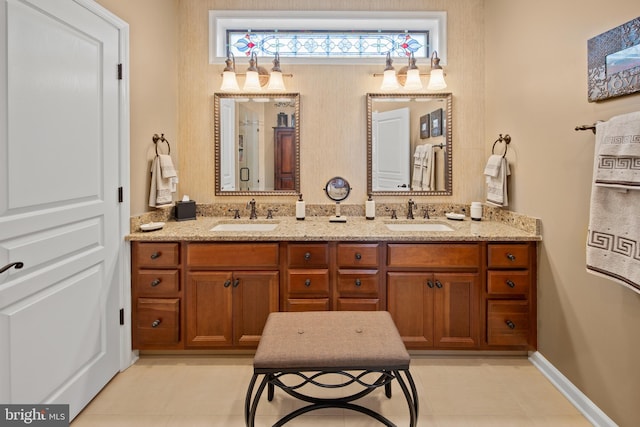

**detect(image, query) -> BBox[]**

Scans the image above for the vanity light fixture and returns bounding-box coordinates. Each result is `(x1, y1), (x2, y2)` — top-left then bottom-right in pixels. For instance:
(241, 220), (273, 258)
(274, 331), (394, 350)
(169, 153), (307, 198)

(267, 53), (286, 91)
(220, 51), (240, 91)
(380, 52), (400, 91)
(375, 50), (447, 91)
(401, 52), (422, 91)
(243, 52), (264, 91)
(426, 50), (447, 90)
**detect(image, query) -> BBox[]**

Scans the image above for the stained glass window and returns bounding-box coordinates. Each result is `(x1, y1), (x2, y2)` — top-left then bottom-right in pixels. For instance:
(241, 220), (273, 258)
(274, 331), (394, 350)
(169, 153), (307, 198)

(227, 30), (429, 59)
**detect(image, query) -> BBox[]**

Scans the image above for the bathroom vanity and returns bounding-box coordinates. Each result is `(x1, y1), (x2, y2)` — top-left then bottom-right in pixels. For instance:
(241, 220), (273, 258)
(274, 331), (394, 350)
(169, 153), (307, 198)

(128, 214), (539, 353)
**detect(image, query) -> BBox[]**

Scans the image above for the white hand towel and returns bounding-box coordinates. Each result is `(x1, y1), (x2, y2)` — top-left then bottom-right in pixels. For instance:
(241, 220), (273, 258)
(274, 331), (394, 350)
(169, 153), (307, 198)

(483, 154), (503, 177)
(411, 145), (425, 190)
(593, 111), (640, 190)
(587, 111), (640, 294)
(485, 156), (510, 207)
(421, 144), (435, 191)
(159, 154), (177, 179)
(149, 156), (173, 207)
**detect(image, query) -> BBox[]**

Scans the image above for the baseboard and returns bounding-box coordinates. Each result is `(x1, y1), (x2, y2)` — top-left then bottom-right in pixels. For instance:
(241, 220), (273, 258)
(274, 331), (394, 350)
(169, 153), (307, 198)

(529, 351), (618, 427)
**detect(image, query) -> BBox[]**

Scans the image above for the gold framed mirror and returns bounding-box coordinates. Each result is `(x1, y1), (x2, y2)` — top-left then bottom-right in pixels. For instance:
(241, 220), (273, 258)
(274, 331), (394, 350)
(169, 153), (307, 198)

(214, 93), (300, 195)
(367, 92), (452, 196)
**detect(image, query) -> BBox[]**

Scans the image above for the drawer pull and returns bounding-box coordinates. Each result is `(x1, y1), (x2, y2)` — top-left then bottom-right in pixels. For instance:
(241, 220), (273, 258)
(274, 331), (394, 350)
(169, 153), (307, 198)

(435, 280), (443, 289)
(506, 253), (516, 261)
(0, 261), (24, 274)
(304, 279), (311, 287)
(427, 280), (434, 288)
(150, 279), (161, 287)
(304, 252), (311, 261)
(233, 278), (240, 288)
(355, 253), (362, 260)
(151, 319), (161, 328)
(506, 279), (516, 288)
(223, 279), (232, 288)
(505, 320), (516, 329)
(355, 279), (362, 287)
(150, 252), (161, 260)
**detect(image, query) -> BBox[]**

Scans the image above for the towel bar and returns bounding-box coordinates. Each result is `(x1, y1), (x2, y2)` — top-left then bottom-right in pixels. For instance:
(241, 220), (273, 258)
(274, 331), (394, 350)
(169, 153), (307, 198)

(575, 124), (597, 134)
(152, 133), (171, 155)
(491, 134), (511, 158)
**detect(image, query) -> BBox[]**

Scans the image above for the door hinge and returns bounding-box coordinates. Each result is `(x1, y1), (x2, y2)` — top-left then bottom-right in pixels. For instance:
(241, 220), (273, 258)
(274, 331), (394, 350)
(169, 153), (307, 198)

(118, 187), (123, 203)
(117, 63), (123, 80)
(119, 308), (124, 325)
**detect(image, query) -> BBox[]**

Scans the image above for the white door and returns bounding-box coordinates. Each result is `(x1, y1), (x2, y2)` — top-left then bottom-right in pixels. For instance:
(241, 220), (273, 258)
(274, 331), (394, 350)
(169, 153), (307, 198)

(372, 107), (410, 190)
(0, 0), (128, 420)
(220, 98), (236, 191)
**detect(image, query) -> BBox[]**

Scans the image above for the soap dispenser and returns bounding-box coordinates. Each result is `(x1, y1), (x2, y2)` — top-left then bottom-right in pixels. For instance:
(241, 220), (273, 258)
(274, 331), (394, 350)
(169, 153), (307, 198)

(366, 194), (375, 220)
(296, 194), (305, 220)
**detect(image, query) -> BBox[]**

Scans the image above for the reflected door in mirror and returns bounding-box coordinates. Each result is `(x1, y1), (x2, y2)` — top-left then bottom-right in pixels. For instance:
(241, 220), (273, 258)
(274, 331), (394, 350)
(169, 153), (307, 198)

(274, 127), (296, 190)
(372, 107), (410, 191)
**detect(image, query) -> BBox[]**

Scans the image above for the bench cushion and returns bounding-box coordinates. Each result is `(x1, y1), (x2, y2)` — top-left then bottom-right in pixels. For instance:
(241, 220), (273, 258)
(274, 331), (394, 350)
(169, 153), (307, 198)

(254, 311), (410, 371)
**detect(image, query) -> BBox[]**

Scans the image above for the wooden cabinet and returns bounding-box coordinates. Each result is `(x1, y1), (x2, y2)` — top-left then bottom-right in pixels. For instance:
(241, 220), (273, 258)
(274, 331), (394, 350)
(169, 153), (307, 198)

(484, 242), (537, 349)
(131, 242), (182, 349)
(185, 243), (279, 349)
(274, 127), (296, 190)
(284, 243), (330, 311)
(335, 243), (382, 311)
(387, 243), (481, 350)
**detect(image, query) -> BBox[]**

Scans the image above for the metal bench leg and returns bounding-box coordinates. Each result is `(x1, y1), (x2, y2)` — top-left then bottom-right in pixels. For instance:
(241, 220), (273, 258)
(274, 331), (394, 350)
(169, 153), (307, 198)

(244, 373), (270, 427)
(393, 369), (419, 427)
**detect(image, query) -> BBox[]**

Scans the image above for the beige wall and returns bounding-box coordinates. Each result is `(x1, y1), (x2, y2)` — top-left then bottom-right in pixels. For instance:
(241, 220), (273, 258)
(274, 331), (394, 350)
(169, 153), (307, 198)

(97, 0), (640, 425)
(485, 1), (640, 426)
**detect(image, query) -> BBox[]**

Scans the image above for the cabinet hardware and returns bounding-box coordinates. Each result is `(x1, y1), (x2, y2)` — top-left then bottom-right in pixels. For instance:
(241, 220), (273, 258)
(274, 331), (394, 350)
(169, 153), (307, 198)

(151, 319), (161, 328)
(224, 279), (232, 288)
(233, 278), (240, 288)
(427, 280), (434, 288)
(151, 279), (161, 287)
(355, 253), (362, 260)
(150, 252), (161, 259)
(355, 279), (362, 287)
(0, 261), (24, 274)
(435, 280), (443, 289)
(506, 280), (516, 288)
(505, 320), (516, 329)
(304, 252), (311, 261)
(304, 279), (312, 287)
(506, 253), (516, 261)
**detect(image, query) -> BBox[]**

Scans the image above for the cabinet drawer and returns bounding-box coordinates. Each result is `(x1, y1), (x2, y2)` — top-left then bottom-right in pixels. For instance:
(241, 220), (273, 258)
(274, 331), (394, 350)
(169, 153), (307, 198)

(487, 300), (529, 346)
(135, 270), (180, 296)
(136, 298), (180, 345)
(337, 298), (380, 311)
(387, 243), (480, 268)
(187, 243), (279, 268)
(336, 270), (379, 297)
(285, 299), (330, 311)
(135, 243), (179, 268)
(287, 243), (329, 268)
(337, 243), (379, 268)
(487, 244), (531, 269)
(487, 270), (530, 296)
(288, 270), (330, 297)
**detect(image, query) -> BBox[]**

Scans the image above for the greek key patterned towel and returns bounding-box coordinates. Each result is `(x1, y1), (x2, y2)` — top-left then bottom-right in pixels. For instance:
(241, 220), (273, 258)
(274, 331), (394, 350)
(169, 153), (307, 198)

(587, 111), (640, 294)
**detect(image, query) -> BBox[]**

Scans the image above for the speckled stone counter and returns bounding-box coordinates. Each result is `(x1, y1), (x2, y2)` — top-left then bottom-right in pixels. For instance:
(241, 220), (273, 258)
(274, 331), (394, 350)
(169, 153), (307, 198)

(126, 214), (541, 242)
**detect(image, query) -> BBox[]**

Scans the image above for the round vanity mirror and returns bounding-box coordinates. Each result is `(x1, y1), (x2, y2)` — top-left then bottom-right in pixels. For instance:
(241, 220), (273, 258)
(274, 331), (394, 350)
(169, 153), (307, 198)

(324, 177), (351, 222)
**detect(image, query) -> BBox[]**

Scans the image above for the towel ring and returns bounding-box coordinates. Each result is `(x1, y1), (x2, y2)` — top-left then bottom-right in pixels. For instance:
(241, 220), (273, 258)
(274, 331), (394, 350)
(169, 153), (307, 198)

(152, 133), (171, 155)
(491, 134), (511, 158)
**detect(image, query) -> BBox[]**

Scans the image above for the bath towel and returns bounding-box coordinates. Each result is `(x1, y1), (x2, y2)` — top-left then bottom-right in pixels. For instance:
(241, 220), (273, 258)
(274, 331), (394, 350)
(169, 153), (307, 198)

(421, 144), (435, 191)
(586, 111), (640, 294)
(159, 154), (178, 193)
(411, 145), (426, 190)
(149, 155), (174, 207)
(484, 155), (510, 207)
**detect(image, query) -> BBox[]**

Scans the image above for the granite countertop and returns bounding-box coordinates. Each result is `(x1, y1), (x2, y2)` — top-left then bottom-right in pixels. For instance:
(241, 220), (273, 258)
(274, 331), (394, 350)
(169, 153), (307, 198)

(126, 215), (541, 242)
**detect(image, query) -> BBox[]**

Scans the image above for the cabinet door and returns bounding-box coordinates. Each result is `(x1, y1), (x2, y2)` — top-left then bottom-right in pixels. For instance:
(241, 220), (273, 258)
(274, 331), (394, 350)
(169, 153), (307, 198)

(186, 272), (234, 347)
(387, 272), (434, 348)
(433, 273), (480, 348)
(233, 271), (279, 348)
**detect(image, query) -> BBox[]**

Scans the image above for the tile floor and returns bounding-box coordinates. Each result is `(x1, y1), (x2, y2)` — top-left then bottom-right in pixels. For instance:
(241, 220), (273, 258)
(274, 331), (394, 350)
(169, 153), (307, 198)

(72, 355), (593, 426)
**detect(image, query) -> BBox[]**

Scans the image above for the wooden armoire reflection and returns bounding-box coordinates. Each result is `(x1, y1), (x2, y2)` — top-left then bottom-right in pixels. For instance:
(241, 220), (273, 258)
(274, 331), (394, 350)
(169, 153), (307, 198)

(274, 127), (296, 190)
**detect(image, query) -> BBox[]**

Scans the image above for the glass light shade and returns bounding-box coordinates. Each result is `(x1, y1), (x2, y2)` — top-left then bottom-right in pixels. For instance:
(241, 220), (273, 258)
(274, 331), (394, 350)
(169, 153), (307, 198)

(380, 69), (400, 91)
(220, 71), (240, 91)
(427, 69), (447, 90)
(267, 70), (286, 91)
(243, 70), (262, 91)
(403, 69), (423, 91)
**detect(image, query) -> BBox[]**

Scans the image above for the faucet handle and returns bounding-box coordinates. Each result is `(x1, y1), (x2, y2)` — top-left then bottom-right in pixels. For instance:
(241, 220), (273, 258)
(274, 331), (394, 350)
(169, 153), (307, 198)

(228, 208), (240, 219)
(422, 207), (430, 219)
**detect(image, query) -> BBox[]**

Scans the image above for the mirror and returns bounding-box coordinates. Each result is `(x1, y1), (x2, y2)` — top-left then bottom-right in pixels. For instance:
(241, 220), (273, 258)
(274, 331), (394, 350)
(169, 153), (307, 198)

(367, 93), (452, 196)
(214, 93), (300, 195)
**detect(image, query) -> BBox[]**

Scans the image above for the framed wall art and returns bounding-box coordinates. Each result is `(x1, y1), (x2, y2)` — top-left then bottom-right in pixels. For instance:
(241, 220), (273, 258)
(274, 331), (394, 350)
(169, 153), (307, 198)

(587, 16), (640, 102)
(430, 108), (443, 137)
(420, 114), (430, 139)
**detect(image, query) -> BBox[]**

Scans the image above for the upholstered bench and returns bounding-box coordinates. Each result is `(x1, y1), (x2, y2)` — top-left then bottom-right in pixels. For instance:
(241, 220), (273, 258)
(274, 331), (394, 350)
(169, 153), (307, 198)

(244, 311), (418, 427)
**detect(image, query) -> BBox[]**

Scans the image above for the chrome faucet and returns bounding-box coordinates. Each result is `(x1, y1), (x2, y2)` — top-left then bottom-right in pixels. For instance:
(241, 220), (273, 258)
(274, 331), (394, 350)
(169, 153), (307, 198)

(407, 199), (416, 220)
(247, 198), (257, 219)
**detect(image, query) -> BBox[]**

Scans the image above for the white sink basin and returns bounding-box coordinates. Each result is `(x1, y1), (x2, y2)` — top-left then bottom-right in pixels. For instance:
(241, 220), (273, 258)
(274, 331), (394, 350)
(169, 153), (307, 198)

(385, 223), (454, 232)
(211, 223), (279, 232)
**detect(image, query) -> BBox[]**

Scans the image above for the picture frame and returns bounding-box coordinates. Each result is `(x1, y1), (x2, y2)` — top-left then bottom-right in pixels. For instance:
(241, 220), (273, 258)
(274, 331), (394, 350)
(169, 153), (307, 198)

(587, 17), (640, 102)
(430, 108), (443, 137)
(420, 114), (430, 139)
